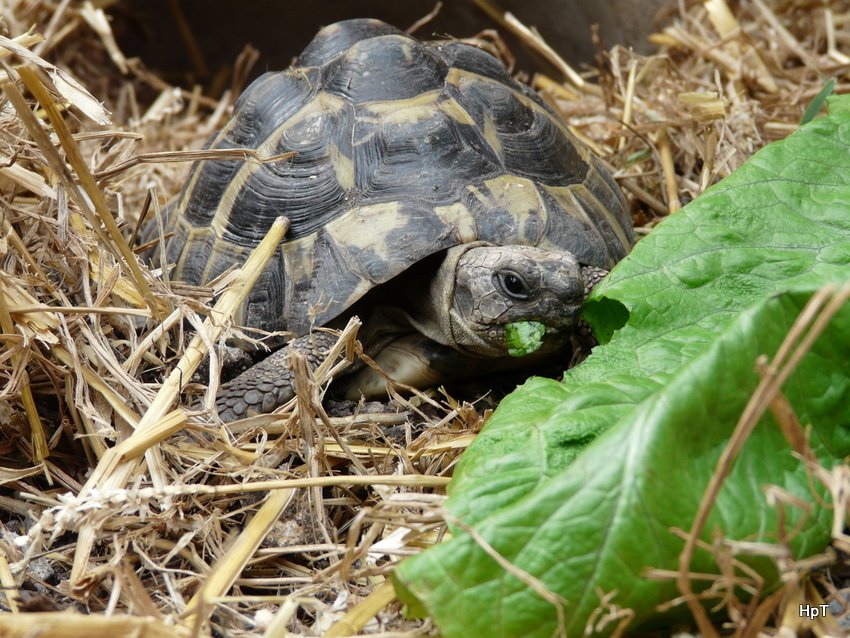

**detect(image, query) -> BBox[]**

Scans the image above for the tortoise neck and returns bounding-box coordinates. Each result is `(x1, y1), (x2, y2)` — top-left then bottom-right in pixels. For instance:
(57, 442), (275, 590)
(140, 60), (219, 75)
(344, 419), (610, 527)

(400, 243), (494, 355)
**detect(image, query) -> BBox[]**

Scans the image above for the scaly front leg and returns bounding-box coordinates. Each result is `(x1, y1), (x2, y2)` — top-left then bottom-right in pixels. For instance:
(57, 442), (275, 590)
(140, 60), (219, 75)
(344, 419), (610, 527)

(215, 331), (341, 421)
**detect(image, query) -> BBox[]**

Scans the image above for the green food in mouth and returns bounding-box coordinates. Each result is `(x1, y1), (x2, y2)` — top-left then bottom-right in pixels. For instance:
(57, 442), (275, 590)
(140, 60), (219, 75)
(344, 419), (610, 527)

(505, 321), (546, 357)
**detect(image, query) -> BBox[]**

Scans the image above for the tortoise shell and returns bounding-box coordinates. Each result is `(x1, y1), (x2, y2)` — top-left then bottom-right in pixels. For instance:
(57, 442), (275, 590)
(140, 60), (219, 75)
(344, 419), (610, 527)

(164, 18), (633, 335)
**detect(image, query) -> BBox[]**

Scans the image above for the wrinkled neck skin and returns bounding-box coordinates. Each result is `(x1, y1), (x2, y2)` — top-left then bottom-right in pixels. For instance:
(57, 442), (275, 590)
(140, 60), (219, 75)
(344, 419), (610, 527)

(405, 242), (600, 358)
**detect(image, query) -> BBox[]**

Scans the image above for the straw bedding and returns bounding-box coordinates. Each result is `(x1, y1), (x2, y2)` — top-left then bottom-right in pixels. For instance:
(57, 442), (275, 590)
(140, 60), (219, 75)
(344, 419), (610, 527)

(0, 1), (848, 634)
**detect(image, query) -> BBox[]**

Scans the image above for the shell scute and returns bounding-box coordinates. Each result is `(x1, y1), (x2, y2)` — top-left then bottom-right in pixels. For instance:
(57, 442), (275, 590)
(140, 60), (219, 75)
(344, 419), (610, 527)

(352, 96), (500, 204)
(447, 73), (590, 187)
(179, 69), (319, 232)
(223, 95), (356, 245)
(296, 19), (404, 67)
(322, 34), (448, 104)
(437, 41), (515, 86)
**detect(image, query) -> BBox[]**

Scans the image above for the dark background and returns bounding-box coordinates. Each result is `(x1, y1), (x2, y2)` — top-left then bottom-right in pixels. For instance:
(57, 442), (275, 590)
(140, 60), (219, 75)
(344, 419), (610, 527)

(111, 0), (669, 93)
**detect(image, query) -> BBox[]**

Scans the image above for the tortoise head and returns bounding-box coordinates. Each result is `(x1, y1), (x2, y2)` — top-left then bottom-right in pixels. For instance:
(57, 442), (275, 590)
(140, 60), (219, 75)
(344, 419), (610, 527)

(415, 243), (598, 358)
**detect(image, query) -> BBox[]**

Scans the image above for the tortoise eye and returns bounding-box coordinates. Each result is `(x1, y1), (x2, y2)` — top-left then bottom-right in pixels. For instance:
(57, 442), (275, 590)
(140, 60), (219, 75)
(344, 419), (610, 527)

(498, 271), (530, 300)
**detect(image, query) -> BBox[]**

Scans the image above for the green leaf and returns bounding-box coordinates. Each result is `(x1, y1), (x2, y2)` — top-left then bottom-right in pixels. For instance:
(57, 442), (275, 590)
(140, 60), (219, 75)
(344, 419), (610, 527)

(827, 93), (850, 115)
(394, 96), (850, 636)
(801, 77), (835, 124)
(505, 321), (545, 357)
(397, 290), (850, 637)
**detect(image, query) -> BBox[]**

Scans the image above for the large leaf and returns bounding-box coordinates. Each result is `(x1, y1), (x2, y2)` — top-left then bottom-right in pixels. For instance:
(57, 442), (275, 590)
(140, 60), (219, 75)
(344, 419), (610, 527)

(393, 96), (850, 636)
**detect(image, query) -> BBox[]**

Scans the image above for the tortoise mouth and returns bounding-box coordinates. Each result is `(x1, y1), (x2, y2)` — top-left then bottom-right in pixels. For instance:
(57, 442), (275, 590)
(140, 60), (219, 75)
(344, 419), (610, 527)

(459, 316), (574, 358)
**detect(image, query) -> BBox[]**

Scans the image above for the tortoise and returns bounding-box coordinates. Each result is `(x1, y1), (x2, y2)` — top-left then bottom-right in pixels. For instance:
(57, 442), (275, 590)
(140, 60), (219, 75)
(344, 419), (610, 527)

(157, 18), (634, 421)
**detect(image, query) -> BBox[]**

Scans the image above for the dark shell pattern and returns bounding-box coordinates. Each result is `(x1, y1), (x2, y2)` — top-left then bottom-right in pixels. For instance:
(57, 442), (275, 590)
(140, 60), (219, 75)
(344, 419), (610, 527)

(165, 18), (634, 335)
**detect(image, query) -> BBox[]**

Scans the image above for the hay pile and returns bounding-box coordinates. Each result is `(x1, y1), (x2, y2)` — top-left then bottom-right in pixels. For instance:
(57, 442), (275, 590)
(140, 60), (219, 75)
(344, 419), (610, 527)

(0, 0), (848, 635)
